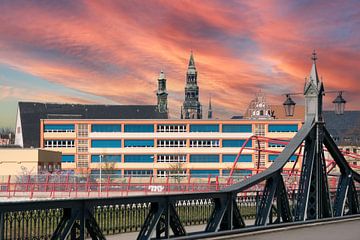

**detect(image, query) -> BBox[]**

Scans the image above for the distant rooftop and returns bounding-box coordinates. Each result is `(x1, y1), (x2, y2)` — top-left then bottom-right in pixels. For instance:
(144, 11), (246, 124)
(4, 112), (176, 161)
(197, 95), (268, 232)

(17, 102), (168, 148)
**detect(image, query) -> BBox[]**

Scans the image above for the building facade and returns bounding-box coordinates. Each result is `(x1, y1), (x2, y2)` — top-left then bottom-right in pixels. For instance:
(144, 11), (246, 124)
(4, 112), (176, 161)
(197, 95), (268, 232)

(0, 149), (61, 176)
(40, 119), (302, 177)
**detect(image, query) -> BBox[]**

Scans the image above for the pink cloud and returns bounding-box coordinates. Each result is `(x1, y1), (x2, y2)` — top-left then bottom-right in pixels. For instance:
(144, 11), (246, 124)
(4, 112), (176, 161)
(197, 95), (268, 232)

(0, 0), (359, 120)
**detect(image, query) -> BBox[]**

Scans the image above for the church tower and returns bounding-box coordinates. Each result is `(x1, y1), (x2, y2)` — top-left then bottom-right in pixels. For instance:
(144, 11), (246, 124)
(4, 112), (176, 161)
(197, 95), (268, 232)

(156, 70), (168, 115)
(181, 52), (202, 119)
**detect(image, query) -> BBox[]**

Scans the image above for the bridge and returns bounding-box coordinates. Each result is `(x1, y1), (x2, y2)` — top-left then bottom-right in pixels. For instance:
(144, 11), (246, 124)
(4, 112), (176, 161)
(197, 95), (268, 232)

(0, 54), (359, 239)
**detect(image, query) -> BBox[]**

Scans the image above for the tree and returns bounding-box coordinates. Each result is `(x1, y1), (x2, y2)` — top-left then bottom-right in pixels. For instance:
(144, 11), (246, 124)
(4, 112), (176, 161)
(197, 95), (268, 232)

(168, 162), (186, 184)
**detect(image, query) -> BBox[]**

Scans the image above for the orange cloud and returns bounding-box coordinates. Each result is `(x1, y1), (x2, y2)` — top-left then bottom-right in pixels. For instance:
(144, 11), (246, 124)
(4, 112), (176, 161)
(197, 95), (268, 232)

(0, 0), (359, 123)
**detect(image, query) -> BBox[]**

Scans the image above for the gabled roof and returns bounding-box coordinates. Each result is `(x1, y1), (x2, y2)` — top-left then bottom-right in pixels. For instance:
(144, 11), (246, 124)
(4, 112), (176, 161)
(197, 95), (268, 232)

(18, 102), (168, 148)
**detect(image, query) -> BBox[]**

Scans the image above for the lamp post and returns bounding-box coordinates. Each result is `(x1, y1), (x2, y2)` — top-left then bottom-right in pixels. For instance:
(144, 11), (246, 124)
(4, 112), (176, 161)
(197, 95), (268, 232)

(283, 51), (346, 118)
(283, 94), (296, 117)
(283, 91), (347, 117)
(332, 91), (346, 115)
(99, 154), (103, 195)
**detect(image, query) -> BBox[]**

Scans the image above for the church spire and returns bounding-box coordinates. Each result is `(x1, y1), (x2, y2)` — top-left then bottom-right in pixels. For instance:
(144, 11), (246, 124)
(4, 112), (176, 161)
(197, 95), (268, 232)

(188, 51), (195, 68)
(182, 51), (202, 119)
(207, 95), (213, 119)
(309, 49), (320, 84)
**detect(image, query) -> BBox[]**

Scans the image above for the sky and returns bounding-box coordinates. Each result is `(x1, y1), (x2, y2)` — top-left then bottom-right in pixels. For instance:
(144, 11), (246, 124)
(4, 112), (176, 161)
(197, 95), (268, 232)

(0, 0), (359, 128)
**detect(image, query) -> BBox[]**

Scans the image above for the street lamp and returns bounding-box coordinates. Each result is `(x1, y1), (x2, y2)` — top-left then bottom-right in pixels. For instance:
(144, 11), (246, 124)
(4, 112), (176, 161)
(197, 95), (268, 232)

(283, 94), (296, 117)
(332, 91), (346, 115)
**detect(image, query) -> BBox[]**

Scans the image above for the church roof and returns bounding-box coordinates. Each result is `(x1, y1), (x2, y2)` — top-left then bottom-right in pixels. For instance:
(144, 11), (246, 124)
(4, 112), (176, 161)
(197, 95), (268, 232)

(18, 102), (168, 148)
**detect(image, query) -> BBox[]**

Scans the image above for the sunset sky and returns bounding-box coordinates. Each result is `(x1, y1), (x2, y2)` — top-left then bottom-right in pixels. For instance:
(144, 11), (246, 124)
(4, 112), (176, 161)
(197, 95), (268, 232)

(0, 0), (359, 128)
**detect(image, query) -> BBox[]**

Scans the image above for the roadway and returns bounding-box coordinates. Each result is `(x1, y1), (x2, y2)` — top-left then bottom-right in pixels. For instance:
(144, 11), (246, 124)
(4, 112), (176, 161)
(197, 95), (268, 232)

(104, 218), (360, 240)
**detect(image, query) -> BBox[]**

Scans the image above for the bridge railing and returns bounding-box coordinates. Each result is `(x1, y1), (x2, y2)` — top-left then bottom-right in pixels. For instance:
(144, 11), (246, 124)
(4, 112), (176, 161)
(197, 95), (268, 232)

(1, 188), (357, 240)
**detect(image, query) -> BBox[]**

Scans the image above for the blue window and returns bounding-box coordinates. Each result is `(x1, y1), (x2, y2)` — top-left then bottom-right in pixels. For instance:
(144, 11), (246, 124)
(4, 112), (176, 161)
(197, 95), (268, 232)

(268, 124), (298, 132)
(91, 124), (121, 132)
(222, 154), (252, 163)
(44, 124), (74, 132)
(91, 155), (121, 162)
(190, 124), (219, 132)
(124, 124), (154, 132)
(91, 140), (121, 148)
(61, 155), (75, 163)
(222, 124), (252, 133)
(124, 170), (153, 176)
(91, 170), (121, 175)
(269, 154), (297, 162)
(190, 155), (219, 163)
(124, 140), (154, 147)
(190, 170), (220, 177)
(222, 140), (252, 147)
(124, 155), (154, 163)
(223, 170), (252, 176)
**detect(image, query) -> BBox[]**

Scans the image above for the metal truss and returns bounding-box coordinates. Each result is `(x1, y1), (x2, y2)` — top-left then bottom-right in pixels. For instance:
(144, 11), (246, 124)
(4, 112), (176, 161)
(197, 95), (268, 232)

(1, 116), (360, 240)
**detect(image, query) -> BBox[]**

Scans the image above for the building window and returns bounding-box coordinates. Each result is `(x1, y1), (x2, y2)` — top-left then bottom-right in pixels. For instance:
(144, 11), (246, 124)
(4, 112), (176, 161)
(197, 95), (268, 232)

(222, 170), (252, 176)
(91, 170), (121, 175)
(157, 155), (186, 163)
(254, 124), (265, 136)
(269, 154), (297, 162)
(189, 155), (219, 163)
(91, 155), (121, 162)
(77, 124), (88, 138)
(222, 124), (252, 133)
(157, 170), (186, 178)
(190, 124), (219, 132)
(124, 155), (154, 163)
(222, 140), (252, 148)
(157, 124), (187, 132)
(44, 140), (75, 148)
(61, 155), (75, 163)
(157, 140), (186, 147)
(190, 139), (219, 147)
(124, 170), (153, 177)
(222, 154), (252, 162)
(77, 139), (88, 152)
(44, 124), (75, 133)
(190, 170), (220, 177)
(268, 124), (298, 132)
(91, 124), (121, 132)
(91, 140), (121, 148)
(124, 124), (154, 132)
(124, 140), (154, 147)
(268, 142), (286, 148)
(77, 155), (89, 168)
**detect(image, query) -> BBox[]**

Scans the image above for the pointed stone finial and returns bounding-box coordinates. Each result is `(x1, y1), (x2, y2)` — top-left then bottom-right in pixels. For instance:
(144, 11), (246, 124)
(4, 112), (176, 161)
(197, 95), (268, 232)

(158, 70), (166, 79)
(311, 49), (317, 63)
(188, 51), (195, 68)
